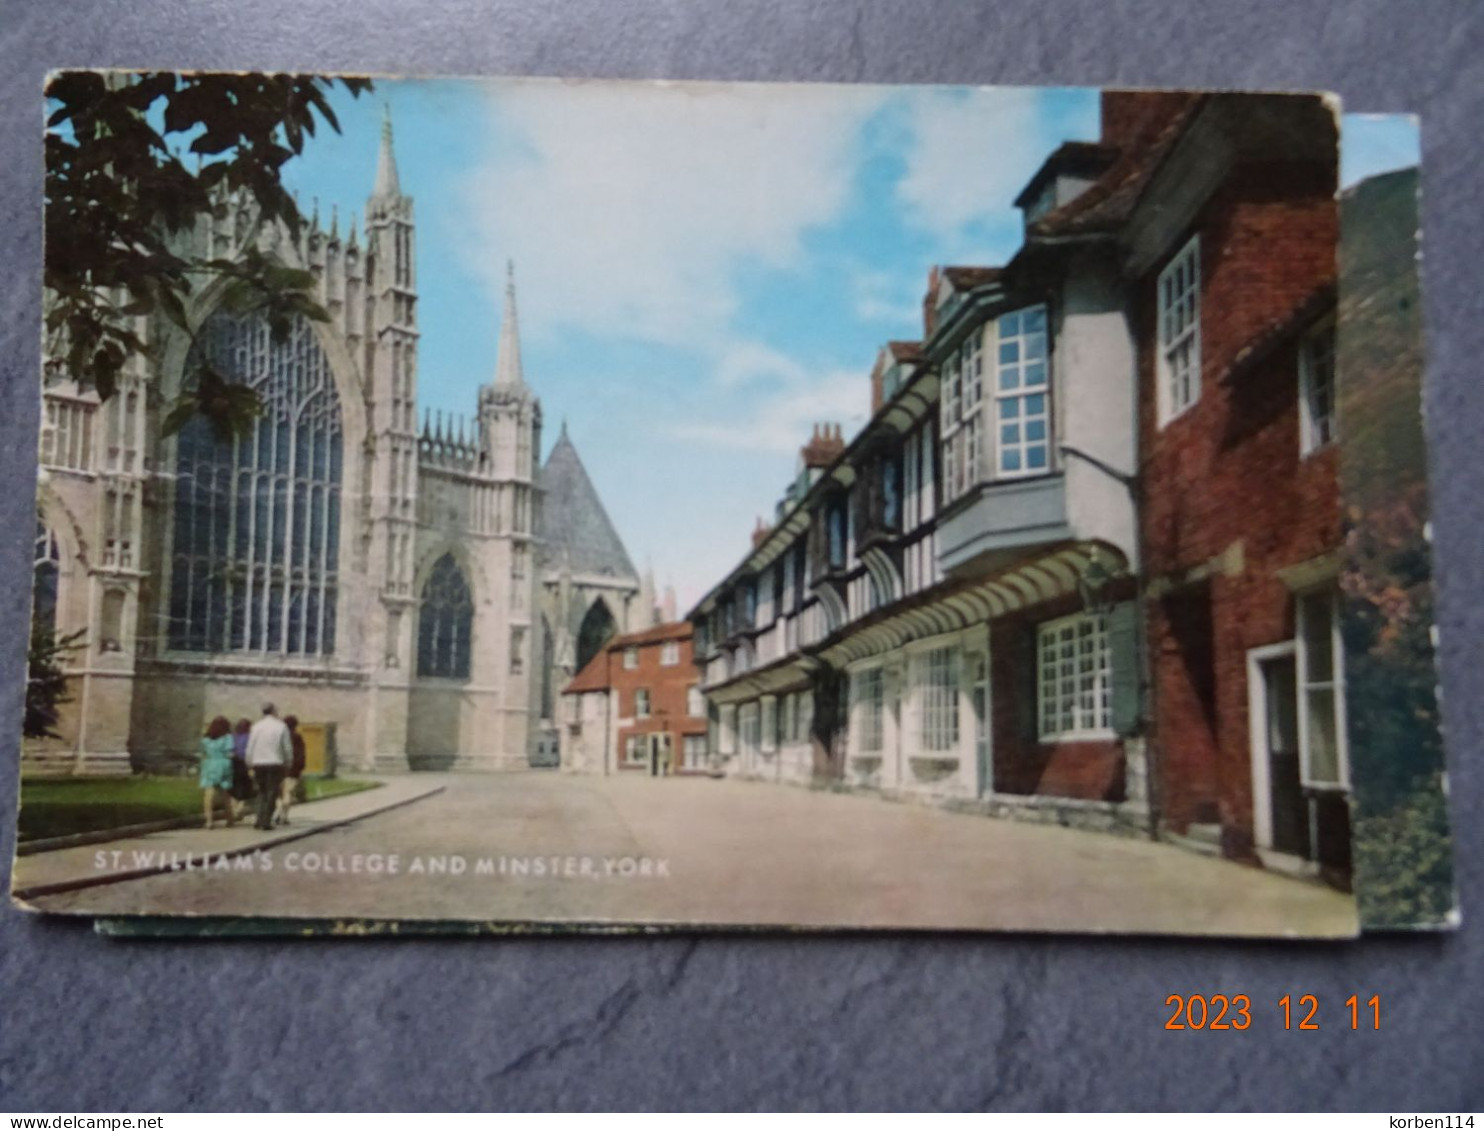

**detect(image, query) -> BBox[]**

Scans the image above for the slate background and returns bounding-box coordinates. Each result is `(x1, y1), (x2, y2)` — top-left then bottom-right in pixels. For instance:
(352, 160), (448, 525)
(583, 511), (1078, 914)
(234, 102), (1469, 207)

(1, 0), (1480, 1111)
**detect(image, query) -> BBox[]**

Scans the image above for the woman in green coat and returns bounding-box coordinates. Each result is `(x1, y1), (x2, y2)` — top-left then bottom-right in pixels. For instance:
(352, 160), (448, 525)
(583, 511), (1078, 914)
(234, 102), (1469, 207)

(198, 715), (237, 829)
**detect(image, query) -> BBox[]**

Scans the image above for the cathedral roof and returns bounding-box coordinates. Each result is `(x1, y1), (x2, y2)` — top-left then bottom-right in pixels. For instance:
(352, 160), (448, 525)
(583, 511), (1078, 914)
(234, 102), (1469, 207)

(538, 424), (638, 582)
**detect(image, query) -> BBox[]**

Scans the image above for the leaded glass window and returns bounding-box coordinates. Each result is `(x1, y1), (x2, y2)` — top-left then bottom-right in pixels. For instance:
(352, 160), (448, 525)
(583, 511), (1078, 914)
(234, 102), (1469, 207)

(418, 554), (473, 679)
(915, 645), (960, 752)
(853, 666), (885, 753)
(994, 305), (1050, 476)
(1297, 588), (1348, 788)
(169, 310), (343, 654)
(33, 520), (60, 634)
(1158, 236), (1201, 424)
(1037, 612), (1112, 739)
(1300, 322), (1338, 454)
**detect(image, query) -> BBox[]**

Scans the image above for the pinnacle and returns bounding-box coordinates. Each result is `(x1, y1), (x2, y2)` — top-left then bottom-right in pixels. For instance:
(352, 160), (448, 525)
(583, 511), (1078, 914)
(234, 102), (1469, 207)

(491, 260), (526, 392)
(372, 102), (402, 201)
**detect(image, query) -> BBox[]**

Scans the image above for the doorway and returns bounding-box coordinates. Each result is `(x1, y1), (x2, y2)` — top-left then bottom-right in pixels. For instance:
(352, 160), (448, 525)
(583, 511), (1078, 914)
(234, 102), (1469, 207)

(1248, 642), (1312, 862)
(648, 732), (673, 777)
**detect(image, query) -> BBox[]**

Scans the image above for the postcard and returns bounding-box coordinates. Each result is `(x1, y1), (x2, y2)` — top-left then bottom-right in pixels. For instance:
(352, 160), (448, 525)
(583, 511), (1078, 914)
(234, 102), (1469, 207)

(11, 73), (1456, 936)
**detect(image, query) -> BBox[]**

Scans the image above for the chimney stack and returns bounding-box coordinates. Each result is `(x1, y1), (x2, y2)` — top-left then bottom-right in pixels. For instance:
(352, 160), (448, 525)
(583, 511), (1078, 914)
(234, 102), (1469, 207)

(800, 422), (846, 470)
(751, 516), (772, 549)
(922, 265), (941, 339)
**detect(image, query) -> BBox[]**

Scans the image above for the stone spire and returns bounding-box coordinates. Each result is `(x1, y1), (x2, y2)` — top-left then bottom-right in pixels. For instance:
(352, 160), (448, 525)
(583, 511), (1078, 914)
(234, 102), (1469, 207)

(493, 260), (526, 392)
(638, 560), (657, 629)
(372, 104), (401, 201)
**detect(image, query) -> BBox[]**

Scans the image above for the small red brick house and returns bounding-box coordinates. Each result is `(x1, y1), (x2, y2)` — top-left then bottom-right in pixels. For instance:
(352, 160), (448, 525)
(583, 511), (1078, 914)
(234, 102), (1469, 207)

(559, 621), (709, 776)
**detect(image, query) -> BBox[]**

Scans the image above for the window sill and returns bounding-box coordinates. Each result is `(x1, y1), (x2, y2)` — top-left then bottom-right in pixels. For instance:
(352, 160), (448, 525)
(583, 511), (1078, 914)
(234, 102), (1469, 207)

(1156, 401), (1200, 430)
(1038, 730), (1117, 745)
(908, 756), (960, 783)
(1301, 780), (1350, 795)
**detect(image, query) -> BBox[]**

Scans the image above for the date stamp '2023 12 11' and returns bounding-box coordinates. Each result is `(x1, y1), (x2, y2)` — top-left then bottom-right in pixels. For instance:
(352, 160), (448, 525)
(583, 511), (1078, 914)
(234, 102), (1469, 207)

(1163, 994), (1384, 1030)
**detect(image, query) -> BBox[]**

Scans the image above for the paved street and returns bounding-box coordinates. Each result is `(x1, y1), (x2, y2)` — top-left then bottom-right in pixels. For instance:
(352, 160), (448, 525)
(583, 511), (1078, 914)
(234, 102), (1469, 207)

(20, 773), (1358, 937)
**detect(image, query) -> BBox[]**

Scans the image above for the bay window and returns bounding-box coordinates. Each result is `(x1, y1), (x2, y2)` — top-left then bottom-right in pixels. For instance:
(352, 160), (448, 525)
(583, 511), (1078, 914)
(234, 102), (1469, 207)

(939, 304), (1052, 501)
(940, 329), (984, 505)
(993, 306), (1051, 476)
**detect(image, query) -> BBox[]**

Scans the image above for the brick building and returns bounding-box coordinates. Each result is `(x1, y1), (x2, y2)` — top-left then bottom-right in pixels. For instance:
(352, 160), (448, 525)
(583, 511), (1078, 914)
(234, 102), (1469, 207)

(1105, 96), (1347, 877)
(688, 90), (1354, 881)
(559, 621), (708, 776)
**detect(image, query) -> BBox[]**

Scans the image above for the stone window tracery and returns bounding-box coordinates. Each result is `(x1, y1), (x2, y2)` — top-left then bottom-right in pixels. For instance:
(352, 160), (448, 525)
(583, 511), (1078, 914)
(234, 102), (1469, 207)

(33, 519), (61, 634)
(418, 553), (473, 680)
(169, 310), (343, 655)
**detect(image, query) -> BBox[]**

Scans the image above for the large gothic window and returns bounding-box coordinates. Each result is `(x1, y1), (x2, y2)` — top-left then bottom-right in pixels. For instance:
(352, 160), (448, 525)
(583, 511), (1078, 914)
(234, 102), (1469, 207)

(575, 599), (617, 675)
(169, 310), (343, 654)
(418, 554), (473, 679)
(33, 519), (60, 634)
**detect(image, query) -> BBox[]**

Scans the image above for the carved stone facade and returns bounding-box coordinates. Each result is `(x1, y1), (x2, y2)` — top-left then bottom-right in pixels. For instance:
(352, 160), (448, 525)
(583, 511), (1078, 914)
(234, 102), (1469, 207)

(28, 113), (638, 775)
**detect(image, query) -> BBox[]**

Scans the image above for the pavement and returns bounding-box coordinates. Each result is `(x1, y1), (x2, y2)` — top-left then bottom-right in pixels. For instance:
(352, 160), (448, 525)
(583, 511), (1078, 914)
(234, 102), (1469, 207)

(10, 776), (445, 903)
(12, 772), (1360, 938)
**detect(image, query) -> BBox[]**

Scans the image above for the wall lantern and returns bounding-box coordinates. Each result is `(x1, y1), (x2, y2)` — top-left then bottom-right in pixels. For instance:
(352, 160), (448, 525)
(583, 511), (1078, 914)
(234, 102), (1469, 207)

(1077, 547), (1117, 618)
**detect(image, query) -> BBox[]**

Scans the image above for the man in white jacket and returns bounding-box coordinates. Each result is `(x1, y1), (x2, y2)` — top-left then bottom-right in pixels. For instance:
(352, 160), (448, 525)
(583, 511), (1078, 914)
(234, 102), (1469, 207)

(245, 702), (292, 831)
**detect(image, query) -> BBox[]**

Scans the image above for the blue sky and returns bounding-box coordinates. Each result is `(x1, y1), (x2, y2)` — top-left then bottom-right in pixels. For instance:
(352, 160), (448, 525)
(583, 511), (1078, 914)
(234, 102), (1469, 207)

(277, 81), (1416, 608)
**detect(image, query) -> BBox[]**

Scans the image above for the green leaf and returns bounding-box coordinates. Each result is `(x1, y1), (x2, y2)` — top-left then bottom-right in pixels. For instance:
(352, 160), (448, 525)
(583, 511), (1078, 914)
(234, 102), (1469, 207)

(159, 393), (200, 438)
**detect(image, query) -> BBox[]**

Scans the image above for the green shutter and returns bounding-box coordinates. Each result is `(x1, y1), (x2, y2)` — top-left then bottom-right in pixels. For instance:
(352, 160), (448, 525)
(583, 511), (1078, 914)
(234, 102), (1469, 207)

(1016, 626), (1039, 745)
(1108, 599), (1143, 737)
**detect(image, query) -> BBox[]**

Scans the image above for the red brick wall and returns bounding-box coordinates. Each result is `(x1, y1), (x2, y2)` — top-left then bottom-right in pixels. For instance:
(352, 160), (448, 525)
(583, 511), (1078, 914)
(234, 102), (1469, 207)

(1136, 161), (1340, 851)
(608, 630), (707, 772)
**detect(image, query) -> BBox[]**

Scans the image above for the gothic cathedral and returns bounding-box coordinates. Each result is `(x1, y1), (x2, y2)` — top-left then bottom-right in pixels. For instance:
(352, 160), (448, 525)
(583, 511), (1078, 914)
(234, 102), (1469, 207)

(29, 112), (642, 774)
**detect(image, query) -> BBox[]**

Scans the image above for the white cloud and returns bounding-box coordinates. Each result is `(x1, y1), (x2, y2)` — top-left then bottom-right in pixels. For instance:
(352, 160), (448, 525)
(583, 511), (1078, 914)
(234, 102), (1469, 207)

(459, 79), (886, 350)
(669, 360), (869, 455)
(852, 268), (924, 331)
(894, 87), (1050, 247)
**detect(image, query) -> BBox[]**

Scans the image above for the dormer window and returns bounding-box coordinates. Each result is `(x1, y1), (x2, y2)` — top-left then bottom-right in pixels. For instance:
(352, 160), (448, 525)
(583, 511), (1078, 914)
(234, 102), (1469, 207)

(882, 364), (903, 401)
(1024, 180), (1058, 224)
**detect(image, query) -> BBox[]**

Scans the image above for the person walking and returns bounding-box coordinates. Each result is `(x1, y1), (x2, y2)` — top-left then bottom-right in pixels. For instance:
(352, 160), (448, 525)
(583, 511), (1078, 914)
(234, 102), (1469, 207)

(229, 717), (254, 824)
(197, 716), (237, 829)
(245, 702), (292, 831)
(277, 715), (308, 827)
